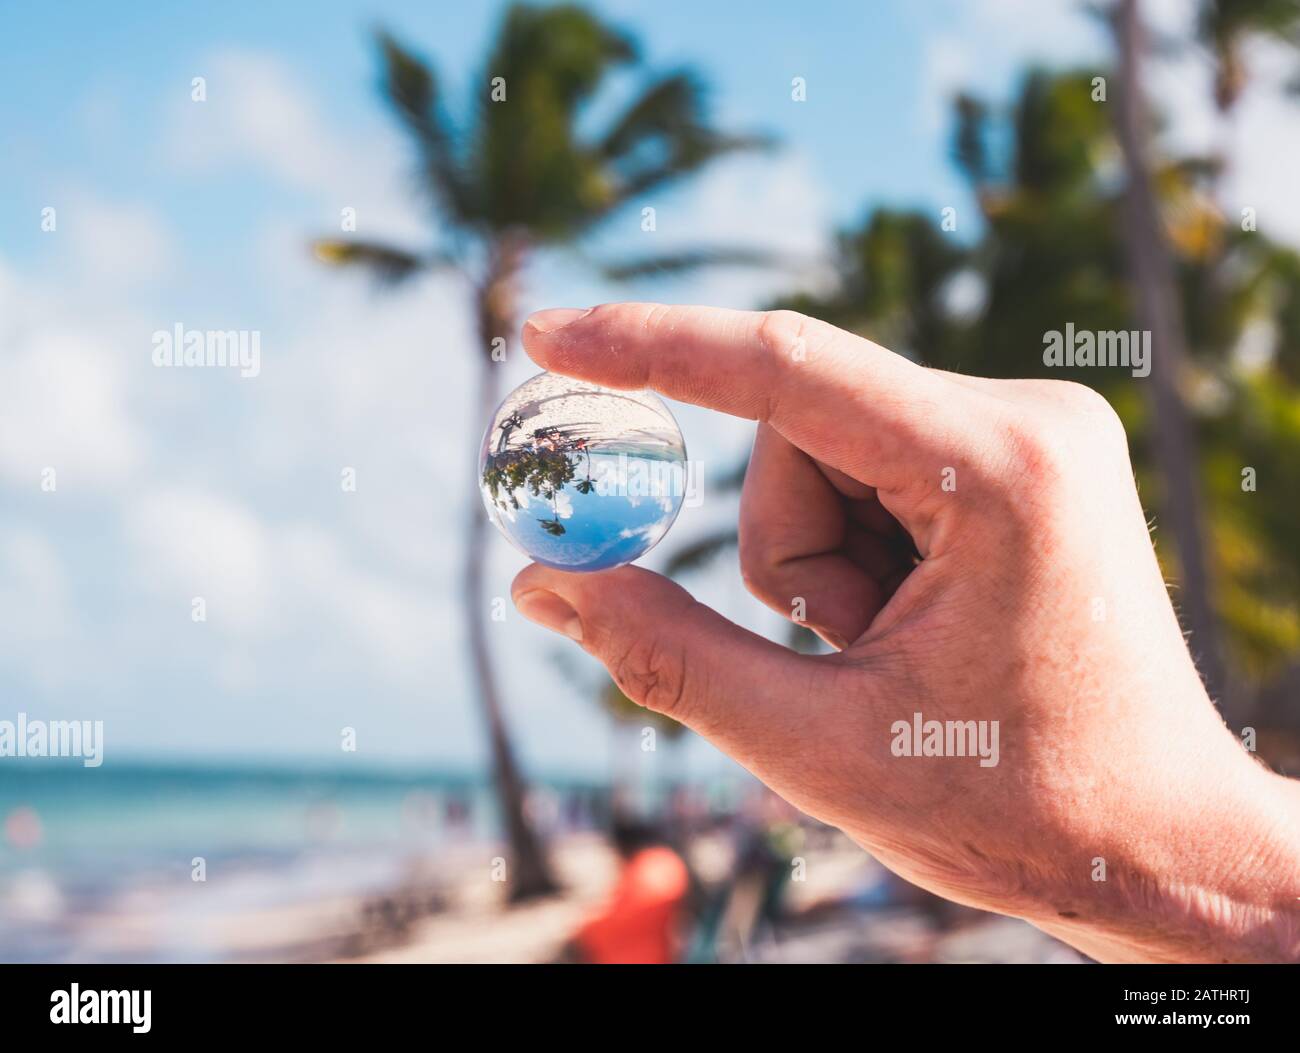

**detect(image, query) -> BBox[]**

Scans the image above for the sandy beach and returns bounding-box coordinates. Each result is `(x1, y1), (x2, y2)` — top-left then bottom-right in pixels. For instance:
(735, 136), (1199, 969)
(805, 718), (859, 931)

(192, 831), (1083, 965)
(2, 764), (1086, 964)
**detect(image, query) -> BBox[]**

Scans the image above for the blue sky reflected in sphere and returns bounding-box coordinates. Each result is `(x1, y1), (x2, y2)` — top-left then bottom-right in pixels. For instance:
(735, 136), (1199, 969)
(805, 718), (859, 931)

(480, 374), (688, 571)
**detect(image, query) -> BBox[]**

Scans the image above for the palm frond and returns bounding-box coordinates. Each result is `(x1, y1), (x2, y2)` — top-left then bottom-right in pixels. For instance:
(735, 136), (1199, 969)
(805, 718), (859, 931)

(611, 130), (775, 204)
(600, 678), (687, 737)
(1198, 0), (1300, 46)
(311, 240), (446, 285)
(376, 30), (469, 219)
(597, 71), (700, 159)
(599, 248), (775, 282)
(598, 70), (774, 206)
(467, 5), (637, 238)
(953, 94), (990, 186)
(713, 456), (750, 494)
(490, 4), (635, 107)
(664, 529), (737, 577)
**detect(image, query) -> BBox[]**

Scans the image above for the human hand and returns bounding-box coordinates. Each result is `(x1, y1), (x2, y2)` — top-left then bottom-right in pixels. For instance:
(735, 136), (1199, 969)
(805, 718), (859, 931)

(512, 303), (1300, 963)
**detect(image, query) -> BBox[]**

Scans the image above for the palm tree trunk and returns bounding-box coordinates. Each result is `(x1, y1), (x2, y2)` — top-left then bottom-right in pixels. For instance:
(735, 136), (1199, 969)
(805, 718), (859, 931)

(464, 243), (559, 902)
(1111, 0), (1230, 711)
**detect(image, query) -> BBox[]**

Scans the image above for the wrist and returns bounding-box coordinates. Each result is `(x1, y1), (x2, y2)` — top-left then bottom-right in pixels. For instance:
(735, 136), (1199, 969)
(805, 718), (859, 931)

(1037, 747), (1300, 963)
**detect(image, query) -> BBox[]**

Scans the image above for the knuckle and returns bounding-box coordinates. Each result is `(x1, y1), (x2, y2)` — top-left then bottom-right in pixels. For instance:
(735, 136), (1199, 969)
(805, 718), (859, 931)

(756, 309), (811, 359)
(1078, 392), (1128, 449)
(757, 309), (837, 365)
(1000, 413), (1074, 488)
(753, 310), (839, 423)
(737, 542), (788, 610)
(611, 633), (690, 718)
(1054, 381), (1125, 431)
(1051, 379), (1104, 408)
(997, 390), (1128, 493)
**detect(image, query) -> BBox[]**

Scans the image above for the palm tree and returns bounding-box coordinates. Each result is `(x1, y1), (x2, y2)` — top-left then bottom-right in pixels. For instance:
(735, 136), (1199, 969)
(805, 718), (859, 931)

(1109, 0), (1300, 717)
(767, 46), (1300, 721)
(314, 3), (768, 900)
(1110, 0), (1230, 706)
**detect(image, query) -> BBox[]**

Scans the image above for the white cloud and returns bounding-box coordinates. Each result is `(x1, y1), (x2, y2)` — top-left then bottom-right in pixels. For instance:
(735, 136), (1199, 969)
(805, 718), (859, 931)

(914, 0), (1109, 139)
(0, 530), (73, 688)
(0, 328), (143, 489)
(171, 51), (342, 189)
(277, 523), (447, 671)
(657, 151), (836, 306)
(125, 489), (271, 630)
(61, 193), (175, 288)
(121, 489), (448, 682)
(921, 36), (973, 135)
(166, 49), (426, 243)
(1146, 11), (1300, 249)
(1206, 41), (1300, 248)
(971, 0), (1110, 59)
(539, 149), (838, 322)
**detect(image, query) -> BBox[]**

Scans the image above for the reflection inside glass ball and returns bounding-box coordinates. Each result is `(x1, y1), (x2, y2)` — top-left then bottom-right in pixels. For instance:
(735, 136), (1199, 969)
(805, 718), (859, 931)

(479, 373), (688, 572)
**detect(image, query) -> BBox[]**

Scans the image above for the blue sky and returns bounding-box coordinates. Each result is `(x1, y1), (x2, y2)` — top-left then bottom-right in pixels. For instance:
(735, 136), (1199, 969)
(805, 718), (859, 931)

(4, 0), (1289, 777)
(0, 1), (1112, 275)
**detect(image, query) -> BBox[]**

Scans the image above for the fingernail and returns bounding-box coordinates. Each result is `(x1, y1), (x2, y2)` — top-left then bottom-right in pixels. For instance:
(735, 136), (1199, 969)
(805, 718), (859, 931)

(514, 589), (583, 642)
(525, 307), (590, 334)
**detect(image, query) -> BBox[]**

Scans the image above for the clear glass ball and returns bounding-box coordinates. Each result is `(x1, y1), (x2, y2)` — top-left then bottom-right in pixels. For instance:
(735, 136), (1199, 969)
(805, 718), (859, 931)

(479, 373), (688, 572)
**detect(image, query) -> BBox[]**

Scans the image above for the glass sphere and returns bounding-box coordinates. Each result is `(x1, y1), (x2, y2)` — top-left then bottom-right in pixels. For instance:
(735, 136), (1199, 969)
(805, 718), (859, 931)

(479, 373), (688, 572)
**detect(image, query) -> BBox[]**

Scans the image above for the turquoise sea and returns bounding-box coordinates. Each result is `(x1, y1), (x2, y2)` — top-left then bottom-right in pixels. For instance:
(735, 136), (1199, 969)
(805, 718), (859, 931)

(0, 760), (612, 962)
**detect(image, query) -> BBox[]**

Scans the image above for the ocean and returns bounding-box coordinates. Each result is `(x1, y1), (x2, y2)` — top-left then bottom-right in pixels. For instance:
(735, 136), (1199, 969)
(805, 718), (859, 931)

(0, 760), (614, 962)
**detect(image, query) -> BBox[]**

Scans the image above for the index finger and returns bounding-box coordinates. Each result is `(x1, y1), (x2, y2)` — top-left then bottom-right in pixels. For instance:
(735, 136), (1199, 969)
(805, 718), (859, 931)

(521, 302), (972, 491)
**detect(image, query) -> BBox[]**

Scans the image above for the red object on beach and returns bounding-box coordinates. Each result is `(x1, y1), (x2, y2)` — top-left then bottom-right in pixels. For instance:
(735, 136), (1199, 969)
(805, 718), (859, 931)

(4, 806), (43, 850)
(575, 845), (690, 964)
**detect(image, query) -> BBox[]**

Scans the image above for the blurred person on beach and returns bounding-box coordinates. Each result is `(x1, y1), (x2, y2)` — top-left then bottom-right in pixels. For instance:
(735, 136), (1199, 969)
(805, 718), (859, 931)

(514, 303), (1300, 964)
(683, 806), (800, 963)
(564, 817), (689, 965)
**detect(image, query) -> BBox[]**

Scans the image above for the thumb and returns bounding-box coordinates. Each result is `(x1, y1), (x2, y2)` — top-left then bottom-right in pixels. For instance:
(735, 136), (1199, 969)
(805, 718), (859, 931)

(511, 563), (830, 756)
